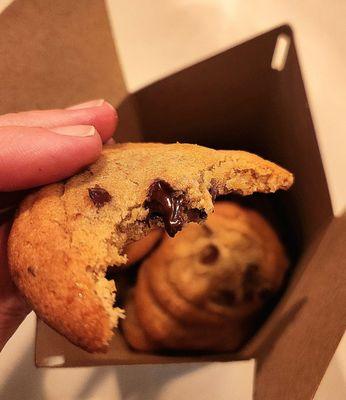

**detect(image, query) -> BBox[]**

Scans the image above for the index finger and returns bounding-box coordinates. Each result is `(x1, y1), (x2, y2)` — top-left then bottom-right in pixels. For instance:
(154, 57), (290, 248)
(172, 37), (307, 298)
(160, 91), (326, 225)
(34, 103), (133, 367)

(0, 99), (117, 143)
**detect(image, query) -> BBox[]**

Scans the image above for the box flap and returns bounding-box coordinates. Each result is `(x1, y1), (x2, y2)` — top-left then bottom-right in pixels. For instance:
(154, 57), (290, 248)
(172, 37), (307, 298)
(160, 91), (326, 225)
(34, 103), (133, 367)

(0, 0), (127, 112)
(36, 320), (245, 367)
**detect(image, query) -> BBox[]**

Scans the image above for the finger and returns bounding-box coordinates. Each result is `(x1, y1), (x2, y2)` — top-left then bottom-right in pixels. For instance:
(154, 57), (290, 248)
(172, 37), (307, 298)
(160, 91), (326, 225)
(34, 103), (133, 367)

(0, 100), (117, 143)
(0, 125), (102, 191)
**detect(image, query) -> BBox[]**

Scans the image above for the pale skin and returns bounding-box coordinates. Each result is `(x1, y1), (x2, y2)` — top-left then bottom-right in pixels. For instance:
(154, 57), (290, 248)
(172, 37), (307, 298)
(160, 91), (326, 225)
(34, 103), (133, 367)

(0, 99), (119, 351)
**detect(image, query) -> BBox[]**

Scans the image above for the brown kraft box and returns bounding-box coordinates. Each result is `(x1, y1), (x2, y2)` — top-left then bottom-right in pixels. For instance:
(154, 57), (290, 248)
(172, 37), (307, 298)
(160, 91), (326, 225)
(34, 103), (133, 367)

(0, 1), (345, 400)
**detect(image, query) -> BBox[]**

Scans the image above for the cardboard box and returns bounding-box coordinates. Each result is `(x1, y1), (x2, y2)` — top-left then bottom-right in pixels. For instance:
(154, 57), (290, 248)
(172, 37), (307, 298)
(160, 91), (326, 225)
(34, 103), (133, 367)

(0, 1), (345, 399)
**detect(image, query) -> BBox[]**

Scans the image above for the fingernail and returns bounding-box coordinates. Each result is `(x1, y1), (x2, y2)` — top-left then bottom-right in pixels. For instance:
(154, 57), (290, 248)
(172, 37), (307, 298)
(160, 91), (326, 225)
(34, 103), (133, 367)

(51, 125), (96, 137)
(67, 99), (104, 110)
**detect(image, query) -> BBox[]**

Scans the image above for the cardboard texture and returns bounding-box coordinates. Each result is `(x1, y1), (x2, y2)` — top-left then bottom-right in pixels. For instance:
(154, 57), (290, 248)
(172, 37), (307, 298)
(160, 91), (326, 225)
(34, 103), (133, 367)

(0, 1), (345, 399)
(0, 0), (127, 112)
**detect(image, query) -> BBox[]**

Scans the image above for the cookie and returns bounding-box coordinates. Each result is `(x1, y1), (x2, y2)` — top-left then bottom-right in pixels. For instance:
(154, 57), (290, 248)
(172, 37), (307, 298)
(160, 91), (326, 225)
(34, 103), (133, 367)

(165, 202), (288, 319)
(121, 292), (159, 352)
(132, 266), (250, 352)
(124, 229), (162, 266)
(143, 246), (231, 326)
(8, 142), (293, 352)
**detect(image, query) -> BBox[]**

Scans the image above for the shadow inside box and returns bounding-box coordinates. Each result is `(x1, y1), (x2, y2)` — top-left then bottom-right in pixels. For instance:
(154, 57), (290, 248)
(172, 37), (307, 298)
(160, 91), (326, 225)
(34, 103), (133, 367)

(244, 297), (307, 372)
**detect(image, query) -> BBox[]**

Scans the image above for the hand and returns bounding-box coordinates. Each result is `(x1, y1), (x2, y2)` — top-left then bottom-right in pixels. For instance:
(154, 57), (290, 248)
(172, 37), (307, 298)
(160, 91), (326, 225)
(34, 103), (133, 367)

(0, 99), (118, 351)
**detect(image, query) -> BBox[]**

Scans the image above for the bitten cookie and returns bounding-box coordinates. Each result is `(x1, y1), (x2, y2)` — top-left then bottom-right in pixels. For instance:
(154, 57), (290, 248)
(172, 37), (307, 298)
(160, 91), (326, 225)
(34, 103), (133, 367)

(8, 143), (293, 352)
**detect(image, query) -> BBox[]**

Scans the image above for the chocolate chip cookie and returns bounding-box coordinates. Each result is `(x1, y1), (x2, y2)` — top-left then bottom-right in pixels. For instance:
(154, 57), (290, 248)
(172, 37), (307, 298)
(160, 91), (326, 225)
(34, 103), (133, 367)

(128, 266), (251, 352)
(122, 292), (159, 352)
(122, 202), (288, 353)
(124, 229), (163, 266)
(8, 143), (293, 352)
(157, 202), (288, 320)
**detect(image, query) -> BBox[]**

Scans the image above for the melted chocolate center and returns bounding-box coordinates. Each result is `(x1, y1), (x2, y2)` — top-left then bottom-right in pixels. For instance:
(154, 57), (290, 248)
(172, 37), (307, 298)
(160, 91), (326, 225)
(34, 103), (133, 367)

(145, 180), (184, 237)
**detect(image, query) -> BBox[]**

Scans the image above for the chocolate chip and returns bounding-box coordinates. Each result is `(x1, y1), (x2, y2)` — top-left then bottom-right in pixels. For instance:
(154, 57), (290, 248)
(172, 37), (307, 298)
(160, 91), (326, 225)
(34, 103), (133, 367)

(144, 180), (209, 237)
(187, 208), (207, 222)
(244, 290), (255, 302)
(200, 244), (220, 264)
(212, 289), (236, 306)
(258, 288), (273, 301)
(88, 185), (112, 208)
(243, 263), (260, 302)
(243, 264), (259, 285)
(27, 266), (37, 277)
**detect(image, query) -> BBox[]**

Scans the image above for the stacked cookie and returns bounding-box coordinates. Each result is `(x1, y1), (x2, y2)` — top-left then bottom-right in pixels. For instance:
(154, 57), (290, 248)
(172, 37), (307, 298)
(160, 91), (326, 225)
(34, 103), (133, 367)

(122, 202), (288, 352)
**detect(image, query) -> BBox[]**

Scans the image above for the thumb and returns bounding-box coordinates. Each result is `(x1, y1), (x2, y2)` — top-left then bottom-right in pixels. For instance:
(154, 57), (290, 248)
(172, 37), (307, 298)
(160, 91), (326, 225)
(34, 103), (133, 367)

(0, 125), (102, 191)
